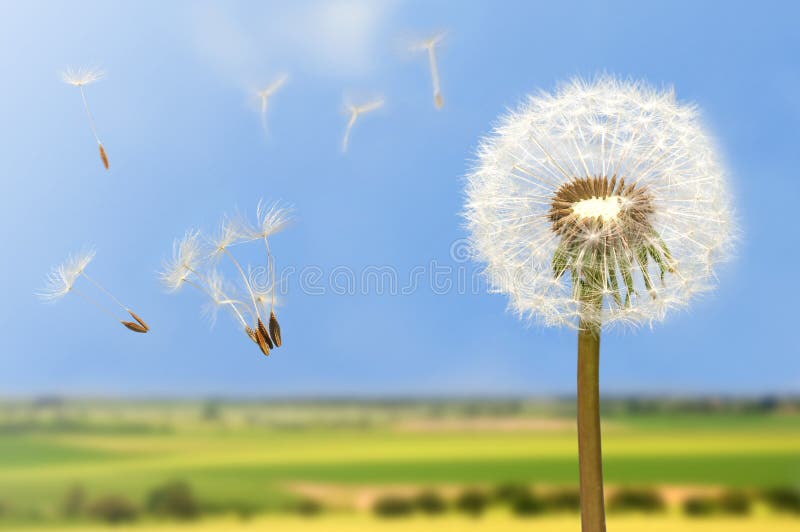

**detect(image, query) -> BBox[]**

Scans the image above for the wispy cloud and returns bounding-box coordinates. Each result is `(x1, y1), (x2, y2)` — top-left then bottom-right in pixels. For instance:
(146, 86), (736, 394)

(187, 0), (398, 86)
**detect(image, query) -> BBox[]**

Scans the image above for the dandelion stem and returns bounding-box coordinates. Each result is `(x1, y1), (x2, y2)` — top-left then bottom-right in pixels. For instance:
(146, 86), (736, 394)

(577, 295), (606, 532)
(72, 287), (118, 321)
(260, 102), (268, 135)
(79, 86), (101, 144)
(185, 272), (249, 327)
(256, 75), (288, 136)
(226, 302), (249, 329)
(426, 44), (443, 109)
(223, 248), (262, 322)
(81, 272), (126, 311)
(262, 237), (277, 311)
(342, 109), (358, 152)
(184, 278), (249, 329)
(341, 100), (382, 152)
(183, 277), (214, 300)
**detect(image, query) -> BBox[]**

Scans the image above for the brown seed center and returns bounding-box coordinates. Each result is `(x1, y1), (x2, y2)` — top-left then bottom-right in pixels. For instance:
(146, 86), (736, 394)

(549, 175), (653, 247)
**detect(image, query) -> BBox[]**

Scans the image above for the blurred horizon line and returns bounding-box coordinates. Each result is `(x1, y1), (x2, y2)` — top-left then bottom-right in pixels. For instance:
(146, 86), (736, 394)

(1, 393), (797, 403)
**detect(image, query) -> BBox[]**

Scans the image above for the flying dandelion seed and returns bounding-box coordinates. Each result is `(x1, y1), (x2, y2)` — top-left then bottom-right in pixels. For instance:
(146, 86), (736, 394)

(204, 269), (252, 333)
(236, 200), (293, 349)
(160, 232), (256, 344)
(38, 248), (149, 333)
(62, 67), (109, 170)
(412, 33), (446, 109)
(209, 217), (269, 339)
(341, 98), (384, 152)
(159, 230), (206, 293)
(160, 202), (293, 358)
(255, 74), (289, 135)
(463, 76), (735, 532)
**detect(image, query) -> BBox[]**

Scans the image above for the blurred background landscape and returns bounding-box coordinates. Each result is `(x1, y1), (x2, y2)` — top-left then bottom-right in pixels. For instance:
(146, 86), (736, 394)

(1, 397), (798, 530)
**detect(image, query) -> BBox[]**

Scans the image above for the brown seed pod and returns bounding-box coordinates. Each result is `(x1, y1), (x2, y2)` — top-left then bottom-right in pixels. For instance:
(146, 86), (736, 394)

(121, 321), (147, 333)
(255, 328), (271, 356)
(99, 143), (109, 170)
(245, 326), (258, 344)
(257, 318), (274, 349)
(269, 311), (282, 347)
(127, 310), (149, 332)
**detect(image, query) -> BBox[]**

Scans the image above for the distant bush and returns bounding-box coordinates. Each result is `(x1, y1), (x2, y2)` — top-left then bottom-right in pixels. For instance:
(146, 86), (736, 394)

(196, 499), (259, 520)
(413, 490), (447, 515)
(201, 401), (221, 421)
(511, 492), (545, 517)
(60, 484), (86, 518)
(608, 488), (665, 514)
(762, 487), (800, 514)
(232, 503), (258, 521)
(23, 507), (45, 522)
(543, 488), (581, 513)
(683, 495), (717, 517)
(87, 495), (138, 523)
(493, 483), (529, 503)
(293, 498), (323, 517)
(719, 490), (751, 515)
(683, 491), (753, 518)
(146, 481), (199, 520)
(373, 495), (414, 518)
(455, 489), (489, 518)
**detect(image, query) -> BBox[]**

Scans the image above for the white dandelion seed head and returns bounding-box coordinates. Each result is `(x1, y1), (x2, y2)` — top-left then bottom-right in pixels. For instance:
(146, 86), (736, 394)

(202, 269), (249, 326)
(205, 269), (229, 309)
(410, 31), (446, 52)
(159, 230), (205, 292)
(255, 200), (293, 238)
(256, 74), (289, 100)
(61, 67), (104, 87)
(37, 248), (96, 302)
(209, 217), (243, 256)
(229, 201), (293, 242)
(344, 96), (384, 115)
(464, 76), (735, 329)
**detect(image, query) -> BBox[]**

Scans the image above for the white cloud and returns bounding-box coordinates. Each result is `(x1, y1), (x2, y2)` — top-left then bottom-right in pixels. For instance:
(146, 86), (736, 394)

(187, 0), (398, 86)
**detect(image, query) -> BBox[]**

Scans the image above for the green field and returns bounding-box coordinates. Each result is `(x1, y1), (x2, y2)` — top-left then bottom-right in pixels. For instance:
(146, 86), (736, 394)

(0, 399), (798, 530)
(24, 515), (800, 532)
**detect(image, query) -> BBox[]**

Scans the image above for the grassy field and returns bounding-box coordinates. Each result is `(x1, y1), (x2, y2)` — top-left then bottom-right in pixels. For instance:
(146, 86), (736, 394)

(25, 515), (800, 532)
(0, 399), (797, 529)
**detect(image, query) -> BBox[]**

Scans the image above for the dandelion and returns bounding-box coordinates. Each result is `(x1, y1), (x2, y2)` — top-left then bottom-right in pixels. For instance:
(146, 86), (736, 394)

(159, 230), (205, 292)
(268, 309), (282, 347)
(160, 201), (293, 358)
(160, 232), (260, 348)
(239, 200), (292, 349)
(235, 200), (293, 242)
(207, 268), (272, 354)
(253, 269), (284, 348)
(412, 33), (445, 109)
(209, 217), (243, 257)
(62, 67), (109, 170)
(341, 97), (384, 152)
(463, 76), (735, 531)
(38, 248), (149, 333)
(208, 217), (268, 333)
(256, 74), (289, 135)
(236, 200), (293, 295)
(204, 269), (253, 332)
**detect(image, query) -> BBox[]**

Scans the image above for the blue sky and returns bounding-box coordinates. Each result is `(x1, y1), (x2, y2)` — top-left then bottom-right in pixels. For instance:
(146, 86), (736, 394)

(0, 0), (797, 396)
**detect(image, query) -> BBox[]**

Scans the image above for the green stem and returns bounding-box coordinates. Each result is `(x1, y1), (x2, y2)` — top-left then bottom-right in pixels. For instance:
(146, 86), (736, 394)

(577, 300), (606, 532)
